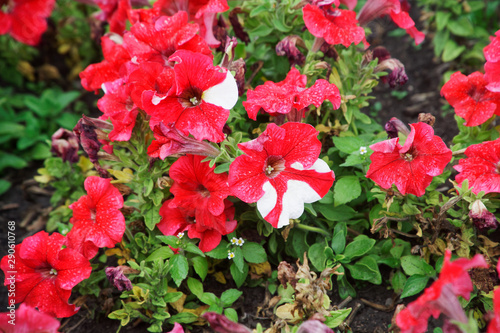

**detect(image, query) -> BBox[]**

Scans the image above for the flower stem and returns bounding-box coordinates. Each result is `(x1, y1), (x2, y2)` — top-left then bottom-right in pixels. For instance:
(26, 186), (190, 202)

(295, 223), (330, 237)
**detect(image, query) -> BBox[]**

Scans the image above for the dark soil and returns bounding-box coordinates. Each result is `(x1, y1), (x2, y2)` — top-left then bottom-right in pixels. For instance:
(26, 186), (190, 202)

(0, 5), (462, 333)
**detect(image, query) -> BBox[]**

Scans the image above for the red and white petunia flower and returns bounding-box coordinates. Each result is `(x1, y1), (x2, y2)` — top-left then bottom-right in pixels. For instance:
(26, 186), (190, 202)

(441, 71), (500, 127)
(396, 250), (488, 333)
(484, 30), (500, 93)
(0, 303), (60, 333)
(158, 199), (237, 252)
(142, 50), (238, 142)
(357, 0), (424, 45)
(454, 138), (500, 195)
(366, 122), (452, 197)
(243, 67), (341, 121)
(0, 231), (92, 318)
(67, 176), (125, 259)
(228, 122), (335, 228)
(0, 0), (55, 46)
(302, 4), (365, 48)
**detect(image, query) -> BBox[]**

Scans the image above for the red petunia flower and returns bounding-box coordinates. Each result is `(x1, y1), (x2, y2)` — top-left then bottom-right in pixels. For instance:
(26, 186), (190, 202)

(0, 303), (60, 333)
(357, 0), (424, 45)
(366, 122), (452, 197)
(228, 122), (335, 228)
(154, 0), (230, 48)
(0, 231), (92, 318)
(243, 67), (341, 121)
(484, 30), (500, 93)
(147, 122), (220, 159)
(396, 250), (488, 333)
(0, 0), (55, 46)
(142, 50), (238, 142)
(158, 199), (236, 252)
(487, 263), (500, 333)
(454, 138), (500, 195)
(302, 4), (365, 48)
(80, 35), (131, 92)
(67, 176), (125, 259)
(441, 71), (500, 127)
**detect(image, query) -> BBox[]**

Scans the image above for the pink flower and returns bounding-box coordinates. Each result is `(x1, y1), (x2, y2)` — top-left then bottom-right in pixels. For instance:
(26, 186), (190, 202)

(484, 30), (500, 93)
(0, 231), (92, 318)
(228, 123), (335, 228)
(0, 303), (60, 333)
(357, 0), (424, 45)
(67, 176), (125, 259)
(302, 4), (365, 48)
(366, 122), (452, 197)
(142, 50), (238, 142)
(243, 67), (341, 121)
(105, 266), (133, 291)
(441, 71), (500, 127)
(147, 122), (220, 159)
(396, 250), (488, 333)
(202, 312), (252, 333)
(158, 199), (236, 252)
(0, 0), (55, 46)
(454, 138), (500, 195)
(487, 263), (500, 333)
(166, 322), (185, 333)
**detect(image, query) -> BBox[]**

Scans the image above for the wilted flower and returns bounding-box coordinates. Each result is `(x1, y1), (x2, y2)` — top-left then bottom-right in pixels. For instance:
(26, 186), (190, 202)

(384, 117), (410, 139)
(469, 200), (498, 231)
(202, 312), (252, 333)
(373, 47), (408, 87)
(297, 320), (334, 333)
(105, 266), (135, 291)
(0, 304), (60, 333)
(276, 35), (307, 66)
(147, 122), (221, 159)
(51, 128), (80, 163)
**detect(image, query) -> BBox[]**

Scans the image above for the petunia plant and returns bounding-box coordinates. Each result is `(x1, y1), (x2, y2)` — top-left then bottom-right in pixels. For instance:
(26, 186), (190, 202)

(2, 0), (500, 332)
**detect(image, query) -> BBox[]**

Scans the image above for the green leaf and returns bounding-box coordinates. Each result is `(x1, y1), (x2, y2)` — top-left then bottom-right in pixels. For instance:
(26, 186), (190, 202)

(442, 40), (465, 62)
(233, 246), (244, 272)
(391, 270), (406, 294)
(342, 235), (376, 261)
(242, 242), (267, 263)
(308, 243), (328, 271)
(157, 235), (181, 247)
(331, 222), (347, 255)
(200, 292), (218, 305)
(150, 188), (164, 206)
(0, 153), (28, 172)
(224, 308), (238, 323)
(31, 142), (51, 160)
(191, 256), (208, 280)
(402, 203), (421, 215)
(334, 176), (361, 206)
(339, 153), (364, 167)
(214, 163), (230, 174)
(221, 289), (243, 307)
(187, 277), (204, 299)
(168, 312), (198, 324)
(56, 112), (80, 129)
(230, 262), (248, 288)
(324, 308), (352, 328)
(206, 240), (229, 259)
(0, 122), (24, 137)
(400, 255), (435, 277)
(184, 242), (205, 257)
(447, 17), (474, 37)
(170, 254), (189, 287)
(401, 275), (429, 298)
(332, 136), (365, 154)
(144, 178), (154, 196)
(144, 205), (161, 230)
(145, 246), (174, 261)
(317, 204), (356, 222)
(346, 256), (382, 284)
(435, 11), (451, 31)
(0, 179), (11, 196)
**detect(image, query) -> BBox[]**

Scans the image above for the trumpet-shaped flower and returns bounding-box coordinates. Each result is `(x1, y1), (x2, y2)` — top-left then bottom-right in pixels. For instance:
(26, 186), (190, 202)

(0, 303), (60, 333)
(158, 199), (237, 252)
(0, 231), (92, 318)
(243, 67), (340, 121)
(67, 176), (125, 259)
(302, 4), (365, 48)
(396, 250), (488, 333)
(229, 122), (335, 228)
(441, 71), (500, 127)
(0, 0), (55, 46)
(142, 50), (238, 142)
(484, 30), (500, 93)
(454, 138), (500, 195)
(366, 122), (452, 197)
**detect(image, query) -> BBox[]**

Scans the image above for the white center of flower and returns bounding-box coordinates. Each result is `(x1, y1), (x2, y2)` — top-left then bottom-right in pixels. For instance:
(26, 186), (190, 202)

(50, 268), (58, 276)
(190, 97), (199, 105)
(266, 165), (274, 175)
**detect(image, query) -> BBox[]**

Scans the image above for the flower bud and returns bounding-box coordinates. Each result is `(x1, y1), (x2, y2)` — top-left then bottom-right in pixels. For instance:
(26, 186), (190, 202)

(375, 58), (408, 88)
(51, 128), (80, 163)
(469, 200), (498, 231)
(384, 117), (410, 139)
